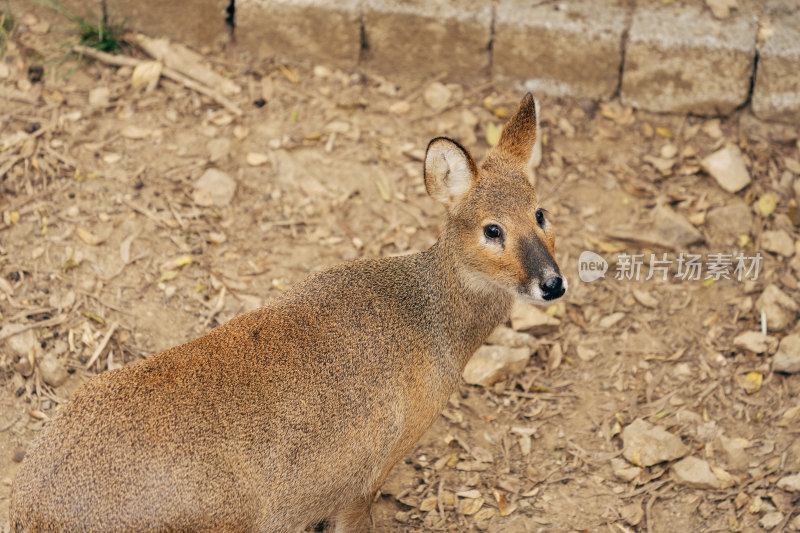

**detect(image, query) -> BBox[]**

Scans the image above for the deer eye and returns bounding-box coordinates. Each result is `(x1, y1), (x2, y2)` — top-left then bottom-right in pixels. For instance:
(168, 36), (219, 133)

(483, 224), (502, 240)
(535, 209), (545, 227)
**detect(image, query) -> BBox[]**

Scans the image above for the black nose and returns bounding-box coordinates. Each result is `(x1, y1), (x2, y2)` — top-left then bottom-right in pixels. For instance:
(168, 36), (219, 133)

(540, 276), (565, 300)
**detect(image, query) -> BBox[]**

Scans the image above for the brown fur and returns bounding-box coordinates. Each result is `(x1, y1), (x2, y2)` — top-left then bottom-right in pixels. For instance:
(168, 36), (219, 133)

(10, 93), (564, 532)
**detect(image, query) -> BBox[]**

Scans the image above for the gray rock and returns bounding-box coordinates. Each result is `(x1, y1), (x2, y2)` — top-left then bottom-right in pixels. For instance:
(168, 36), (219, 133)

(611, 457), (642, 482)
(206, 138), (231, 162)
(752, 4), (800, 124)
(716, 434), (749, 470)
(39, 352), (69, 387)
(463, 345), (530, 387)
(777, 473), (800, 492)
(609, 205), (704, 250)
(701, 145), (752, 193)
(760, 511), (785, 530)
(756, 284), (799, 332)
(705, 202), (753, 241)
(671, 456), (720, 489)
(622, 418), (689, 467)
(4, 326), (37, 358)
(774, 335), (800, 373)
(193, 169), (236, 207)
(733, 331), (779, 354)
(423, 82), (452, 111)
(509, 301), (560, 335)
(761, 230), (795, 257)
(485, 326), (538, 351)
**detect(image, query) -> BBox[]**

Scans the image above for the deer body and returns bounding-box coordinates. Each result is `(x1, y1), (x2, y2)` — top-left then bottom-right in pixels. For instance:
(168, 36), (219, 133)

(11, 94), (565, 532)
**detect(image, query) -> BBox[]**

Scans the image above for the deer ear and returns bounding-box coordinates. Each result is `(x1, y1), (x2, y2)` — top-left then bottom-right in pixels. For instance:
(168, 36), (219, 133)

(424, 137), (477, 209)
(494, 92), (540, 175)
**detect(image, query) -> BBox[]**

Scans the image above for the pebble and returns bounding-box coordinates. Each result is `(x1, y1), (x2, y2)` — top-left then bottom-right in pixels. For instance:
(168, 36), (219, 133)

(423, 82), (451, 111)
(705, 202), (752, 239)
(773, 335), (800, 373)
(756, 284), (799, 332)
(611, 205), (703, 250)
(509, 302), (560, 335)
(733, 331), (778, 354)
(716, 435), (749, 470)
(206, 138), (231, 162)
(88, 86), (110, 107)
(4, 326), (37, 358)
(701, 144), (752, 193)
(761, 230), (795, 257)
(611, 457), (641, 482)
(39, 352), (68, 387)
(389, 101), (410, 115)
(621, 418), (688, 467)
(193, 169), (236, 207)
(671, 456), (720, 489)
(620, 503), (644, 526)
(760, 512), (785, 530)
(462, 345), (530, 387)
(485, 326), (538, 351)
(246, 152), (269, 166)
(777, 473), (800, 492)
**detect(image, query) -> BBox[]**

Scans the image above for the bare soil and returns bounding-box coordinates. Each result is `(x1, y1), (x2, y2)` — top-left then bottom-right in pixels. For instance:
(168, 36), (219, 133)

(1, 7), (800, 532)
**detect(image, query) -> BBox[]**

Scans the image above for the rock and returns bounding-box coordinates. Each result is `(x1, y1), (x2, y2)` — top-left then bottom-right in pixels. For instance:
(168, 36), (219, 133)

(711, 465), (736, 489)
(609, 205), (703, 250)
(88, 86), (110, 107)
(246, 152), (269, 166)
(509, 301), (560, 335)
(716, 435), (749, 470)
(756, 284), (799, 332)
(193, 169), (236, 207)
(4, 326), (37, 358)
(671, 456), (720, 489)
(761, 230), (795, 257)
(423, 82), (452, 111)
(39, 352), (68, 387)
(705, 202), (753, 241)
(761, 512), (785, 530)
(701, 144), (752, 193)
(774, 335), (800, 373)
(777, 473), (800, 492)
(733, 331), (779, 354)
(463, 345), (530, 387)
(206, 138), (231, 162)
(485, 326), (538, 351)
(620, 503), (644, 526)
(621, 418), (689, 467)
(611, 457), (642, 482)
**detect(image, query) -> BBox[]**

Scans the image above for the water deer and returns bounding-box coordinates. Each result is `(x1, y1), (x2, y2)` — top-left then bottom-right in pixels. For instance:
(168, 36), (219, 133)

(10, 92), (566, 532)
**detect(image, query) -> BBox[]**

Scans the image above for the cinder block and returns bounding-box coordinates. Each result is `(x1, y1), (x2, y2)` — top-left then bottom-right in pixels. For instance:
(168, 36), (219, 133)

(621, 4), (757, 115)
(106, 0), (230, 49)
(362, 0), (492, 80)
(493, 0), (627, 100)
(236, 0), (361, 68)
(752, 2), (800, 124)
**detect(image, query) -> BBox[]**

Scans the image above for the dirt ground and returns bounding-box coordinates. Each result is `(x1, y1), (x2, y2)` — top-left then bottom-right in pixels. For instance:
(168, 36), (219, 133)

(1, 7), (800, 533)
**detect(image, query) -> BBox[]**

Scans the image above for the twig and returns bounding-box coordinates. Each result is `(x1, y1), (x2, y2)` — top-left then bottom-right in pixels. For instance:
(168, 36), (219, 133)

(0, 315), (67, 341)
(73, 45), (243, 116)
(204, 287), (227, 327)
(85, 321), (119, 369)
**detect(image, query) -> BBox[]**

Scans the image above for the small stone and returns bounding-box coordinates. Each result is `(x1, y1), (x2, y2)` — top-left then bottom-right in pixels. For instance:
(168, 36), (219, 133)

(389, 101), (410, 114)
(4, 326), (37, 357)
(120, 125), (152, 140)
(509, 301), (560, 335)
(777, 473), (800, 493)
(760, 511), (785, 530)
(733, 331), (779, 354)
(660, 143), (678, 158)
(761, 230), (795, 257)
(671, 456), (720, 489)
(716, 435), (749, 470)
(88, 86), (110, 107)
(246, 152), (269, 166)
(193, 169), (236, 207)
(611, 457), (641, 482)
(633, 289), (658, 308)
(39, 352), (68, 387)
(622, 418), (689, 467)
(576, 345), (597, 361)
(13, 448), (26, 463)
(711, 466), (736, 489)
(610, 205), (703, 250)
(774, 335), (800, 373)
(599, 312), (626, 329)
(756, 284), (799, 332)
(620, 503), (644, 526)
(206, 138), (231, 162)
(423, 82), (452, 111)
(463, 345), (530, 387)
(701, 144), (752, 193)
(706, 202), (752, 240)
(485, 326), (538, 350)
(706, 0), (737, 19)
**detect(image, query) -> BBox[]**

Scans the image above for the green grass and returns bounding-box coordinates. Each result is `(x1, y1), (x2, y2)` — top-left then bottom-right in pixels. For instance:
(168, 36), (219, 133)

(0, 7), (15, 56)
(34, 0), (126, 53)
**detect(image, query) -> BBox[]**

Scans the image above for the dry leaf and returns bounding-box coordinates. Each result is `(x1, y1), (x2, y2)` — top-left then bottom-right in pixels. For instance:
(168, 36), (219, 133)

(737, 371), (762, 394)
(278, 64), (299, 84)
(461, 497), (484, 515)
(485, 123), (502, 147)
(160, 255), (193, 271)
(419, 496), (438, 512)
(77, 227), (104, 246)
(246, 152), (269, 166)
(757, 193), (776, 217)
(131, 60), (163, 90)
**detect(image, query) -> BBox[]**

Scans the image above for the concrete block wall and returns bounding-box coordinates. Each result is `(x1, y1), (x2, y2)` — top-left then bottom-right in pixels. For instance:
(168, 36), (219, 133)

(71, 0), (800, 125)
